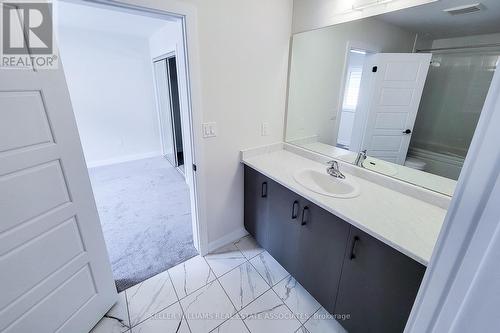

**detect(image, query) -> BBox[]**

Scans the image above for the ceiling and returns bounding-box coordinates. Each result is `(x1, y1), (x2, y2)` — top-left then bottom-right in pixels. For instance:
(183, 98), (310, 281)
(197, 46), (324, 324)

(55, 1), (179, 38)
(377, 0), (500, 39)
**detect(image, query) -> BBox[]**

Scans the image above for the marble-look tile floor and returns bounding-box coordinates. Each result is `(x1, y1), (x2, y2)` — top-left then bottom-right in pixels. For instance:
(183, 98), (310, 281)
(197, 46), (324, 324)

(90, 235), (347, 333)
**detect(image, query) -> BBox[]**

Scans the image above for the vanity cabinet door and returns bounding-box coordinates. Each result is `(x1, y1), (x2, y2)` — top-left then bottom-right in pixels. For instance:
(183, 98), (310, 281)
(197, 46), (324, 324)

(244, 166), (270, 248)
(294, 199), (350, 314)
(266, 179), (301, 275)
(334, 226), (426, 333)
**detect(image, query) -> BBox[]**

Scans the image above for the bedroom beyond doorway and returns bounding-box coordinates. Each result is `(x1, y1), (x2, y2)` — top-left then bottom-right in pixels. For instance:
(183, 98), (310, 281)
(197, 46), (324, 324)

(55, 0), (198, 291)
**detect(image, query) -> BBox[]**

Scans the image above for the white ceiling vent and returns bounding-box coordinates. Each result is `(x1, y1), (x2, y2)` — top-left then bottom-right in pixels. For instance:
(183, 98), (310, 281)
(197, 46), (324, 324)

(443, 3), (484, 15)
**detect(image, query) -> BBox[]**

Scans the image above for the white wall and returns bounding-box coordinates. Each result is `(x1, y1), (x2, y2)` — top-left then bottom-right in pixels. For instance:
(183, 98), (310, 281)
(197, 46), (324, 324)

(59, 26), (161, 167)
(431, 32), (500, 49)
(286, 17), (416, 145)
(416, 31), (500, 52)
(179, 0), (293, 249)
(149, 23), (182, 59)
(292, 0), (438, 33)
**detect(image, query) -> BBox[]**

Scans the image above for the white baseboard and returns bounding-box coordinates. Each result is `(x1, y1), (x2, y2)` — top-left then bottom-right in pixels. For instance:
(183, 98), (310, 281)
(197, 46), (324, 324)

(87, 151), (162, 169)
(208, 227), (249, 253)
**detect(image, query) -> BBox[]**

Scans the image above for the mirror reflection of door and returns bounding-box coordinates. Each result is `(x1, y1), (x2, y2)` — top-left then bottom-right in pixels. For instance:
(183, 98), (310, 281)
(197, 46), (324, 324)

(352, 53), (432, 165)
(153, 55), (184, 169)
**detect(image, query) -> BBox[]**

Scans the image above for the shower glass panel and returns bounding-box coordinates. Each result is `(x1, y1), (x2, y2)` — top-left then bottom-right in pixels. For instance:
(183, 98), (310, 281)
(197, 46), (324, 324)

(410, 50), (499, 160)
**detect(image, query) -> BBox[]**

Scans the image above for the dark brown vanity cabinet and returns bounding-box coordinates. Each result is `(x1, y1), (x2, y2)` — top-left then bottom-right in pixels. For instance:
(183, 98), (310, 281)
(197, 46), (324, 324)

(244, 165), (425, 333)
(244, 166), (271, 249)
(292, 197), (350, 313)
(335, 226), (426, 333)
(265, 175), (302, 274)
(263, 172), (350, 313)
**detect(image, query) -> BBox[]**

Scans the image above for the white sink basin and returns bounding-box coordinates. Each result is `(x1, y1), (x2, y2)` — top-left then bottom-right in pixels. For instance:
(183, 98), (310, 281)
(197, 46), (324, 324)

(294, 169), (360, 198)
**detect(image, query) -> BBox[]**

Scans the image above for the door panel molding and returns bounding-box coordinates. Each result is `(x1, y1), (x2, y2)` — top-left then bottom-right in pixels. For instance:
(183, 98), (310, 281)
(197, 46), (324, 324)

(354, 53), (431, 165)
(0, 53), (116, 333)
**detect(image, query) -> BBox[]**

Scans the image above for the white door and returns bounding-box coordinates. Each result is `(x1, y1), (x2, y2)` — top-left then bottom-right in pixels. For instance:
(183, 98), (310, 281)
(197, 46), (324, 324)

(0, 56), (116, 333)
(354, 53), (431, 164)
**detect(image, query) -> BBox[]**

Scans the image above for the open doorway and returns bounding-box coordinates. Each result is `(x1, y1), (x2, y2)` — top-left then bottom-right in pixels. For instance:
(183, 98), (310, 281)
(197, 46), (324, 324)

(55, 1), (198, 292)
(337, 48), (369, 150)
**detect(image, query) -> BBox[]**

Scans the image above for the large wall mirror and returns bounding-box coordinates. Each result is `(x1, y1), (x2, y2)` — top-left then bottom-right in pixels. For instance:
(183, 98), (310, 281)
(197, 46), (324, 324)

(285, 0), (500, 196)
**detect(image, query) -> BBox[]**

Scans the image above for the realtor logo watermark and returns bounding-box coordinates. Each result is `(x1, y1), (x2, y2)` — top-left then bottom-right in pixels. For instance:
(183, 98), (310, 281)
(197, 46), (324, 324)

(1, 0), (57, 69)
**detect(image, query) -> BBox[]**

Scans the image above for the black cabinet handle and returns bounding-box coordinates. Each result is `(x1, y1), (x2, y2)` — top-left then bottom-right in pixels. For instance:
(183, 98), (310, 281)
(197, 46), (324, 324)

(403, 129), (412, 134)
(350, 236), (360, 260)
(291, 200), (299, 219)
(301, 206), (310, 226)
(261, 182), (267, 198)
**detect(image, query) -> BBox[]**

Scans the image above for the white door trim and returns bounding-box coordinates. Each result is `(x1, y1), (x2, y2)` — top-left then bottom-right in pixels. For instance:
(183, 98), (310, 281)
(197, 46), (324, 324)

(152, 51), (177, 164)
(153, 51), (176, 63)
(405, 52), (500, 332)
(153, 57), (177, 165)
(72, 0), (209, 255)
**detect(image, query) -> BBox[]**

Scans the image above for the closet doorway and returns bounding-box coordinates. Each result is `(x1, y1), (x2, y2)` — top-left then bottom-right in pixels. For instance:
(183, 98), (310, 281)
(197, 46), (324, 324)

(153, 54), (185, 173)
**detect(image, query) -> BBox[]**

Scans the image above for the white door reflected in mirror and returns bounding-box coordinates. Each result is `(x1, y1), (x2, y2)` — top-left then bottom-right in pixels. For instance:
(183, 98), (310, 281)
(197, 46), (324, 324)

(349, 53), (431, 165)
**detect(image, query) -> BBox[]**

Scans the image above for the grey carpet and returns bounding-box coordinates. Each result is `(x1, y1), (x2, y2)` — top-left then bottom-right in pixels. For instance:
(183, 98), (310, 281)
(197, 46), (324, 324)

(88, 157), (198, 292)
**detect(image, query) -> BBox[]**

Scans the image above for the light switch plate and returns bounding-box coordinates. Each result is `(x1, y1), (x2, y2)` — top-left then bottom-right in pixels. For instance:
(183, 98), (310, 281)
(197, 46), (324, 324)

(202, 122), (217, 138)
(261, 122), (269, 136)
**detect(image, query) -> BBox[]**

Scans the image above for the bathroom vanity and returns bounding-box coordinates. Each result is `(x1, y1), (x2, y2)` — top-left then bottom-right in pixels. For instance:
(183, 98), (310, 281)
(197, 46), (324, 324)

(240, 0), (497, 331)
(242, 145), (447, 333)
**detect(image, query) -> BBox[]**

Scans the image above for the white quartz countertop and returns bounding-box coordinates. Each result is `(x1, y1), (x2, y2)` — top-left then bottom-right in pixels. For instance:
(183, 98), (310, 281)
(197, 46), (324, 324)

(242, 149), (447, 266)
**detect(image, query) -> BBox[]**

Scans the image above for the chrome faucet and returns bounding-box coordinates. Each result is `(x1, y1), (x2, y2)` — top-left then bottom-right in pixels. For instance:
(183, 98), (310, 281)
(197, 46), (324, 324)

(326, 160), (345, 179)
(354, 149), (367, 167)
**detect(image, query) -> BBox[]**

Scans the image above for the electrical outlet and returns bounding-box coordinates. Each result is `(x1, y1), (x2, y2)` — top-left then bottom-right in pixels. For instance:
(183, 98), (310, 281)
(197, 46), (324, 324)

(261, 122), (269, 136)
(202, 122), (217, 138)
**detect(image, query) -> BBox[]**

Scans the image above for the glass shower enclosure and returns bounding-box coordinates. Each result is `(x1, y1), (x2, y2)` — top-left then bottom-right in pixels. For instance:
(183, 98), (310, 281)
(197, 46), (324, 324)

(409, 48), (500, 178)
